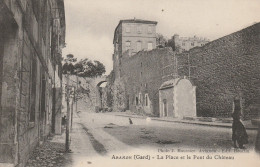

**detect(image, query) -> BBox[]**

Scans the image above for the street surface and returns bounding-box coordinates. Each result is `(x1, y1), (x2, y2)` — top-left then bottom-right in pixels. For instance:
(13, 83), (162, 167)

(74, 110), (257, 154)
(57, 108), (259, 167)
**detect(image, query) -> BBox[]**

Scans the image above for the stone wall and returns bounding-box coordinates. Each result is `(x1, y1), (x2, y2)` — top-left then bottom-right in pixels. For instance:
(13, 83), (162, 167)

(120, 47), (175, 116)
(177, 23), (260, 119)
(0, 16), (20, 165)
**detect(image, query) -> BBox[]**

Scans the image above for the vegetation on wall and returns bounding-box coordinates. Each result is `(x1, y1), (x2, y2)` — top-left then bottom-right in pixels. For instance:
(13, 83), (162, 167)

(62, 54), (106, 77)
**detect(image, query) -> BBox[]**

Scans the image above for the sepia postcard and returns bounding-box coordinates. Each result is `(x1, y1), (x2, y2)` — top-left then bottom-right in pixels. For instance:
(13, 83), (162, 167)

(0, 0), (259, 167)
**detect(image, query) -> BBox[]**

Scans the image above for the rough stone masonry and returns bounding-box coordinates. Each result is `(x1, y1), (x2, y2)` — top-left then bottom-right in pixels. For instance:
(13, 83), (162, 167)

(104, 22), (259, 120)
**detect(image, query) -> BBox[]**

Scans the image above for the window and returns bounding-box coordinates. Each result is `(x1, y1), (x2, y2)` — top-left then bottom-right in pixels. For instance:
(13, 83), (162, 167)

(137, 26), (142, 33)
(163, 99), (167, 117)
(139, 93), (142, 105)
(145, 94), (149, 106)
(182, 43), (185, 46)
(29, 56), (37, 122)
(141, 62), (142, 67)
(125, 26), (130, 33)
(148, 26), (152, 33)
(136, 97), (139, 105)
(147, 42), (153, 50)
(0, 36), (3, 110)
(125, 41), (131, 50)
(49, 27), (52, 48)
(136, 41), (142, 52)
(40, 73), (46, 122)
(191, 42), (194, 46)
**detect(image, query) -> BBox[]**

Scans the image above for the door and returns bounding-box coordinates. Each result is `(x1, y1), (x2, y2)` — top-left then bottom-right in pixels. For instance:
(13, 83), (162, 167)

(137, 41), (142, 52)
(163, 99), (167, 117)
(40, 72), (46, 140)
(0, 29), (3, 111)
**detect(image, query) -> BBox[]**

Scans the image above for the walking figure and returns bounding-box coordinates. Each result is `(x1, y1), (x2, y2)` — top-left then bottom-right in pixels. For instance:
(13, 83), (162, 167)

(232, 112), (248, 149)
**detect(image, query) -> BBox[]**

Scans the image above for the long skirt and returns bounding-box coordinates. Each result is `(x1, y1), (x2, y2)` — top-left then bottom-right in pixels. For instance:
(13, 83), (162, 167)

(232, 120), (248, 145)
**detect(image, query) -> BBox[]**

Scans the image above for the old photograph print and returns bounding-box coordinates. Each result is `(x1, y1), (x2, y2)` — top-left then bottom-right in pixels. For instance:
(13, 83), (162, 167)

(0, 0), (260, 167)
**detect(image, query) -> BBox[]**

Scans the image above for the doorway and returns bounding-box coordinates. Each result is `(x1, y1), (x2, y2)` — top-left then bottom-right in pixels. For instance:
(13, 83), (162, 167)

(0, 27), (3, 111)
(163, 99), (167, 117)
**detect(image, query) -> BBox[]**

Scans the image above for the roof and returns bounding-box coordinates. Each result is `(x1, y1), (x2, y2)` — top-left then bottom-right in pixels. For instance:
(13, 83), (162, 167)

(113, 19), (158, 44)
(159, 78), (181, 90)
(119, 19), (158, 25)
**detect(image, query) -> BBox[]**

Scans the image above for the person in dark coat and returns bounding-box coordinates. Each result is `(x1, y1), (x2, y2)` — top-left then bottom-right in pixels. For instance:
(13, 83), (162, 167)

(255, 124), (260, 153)
(232, 112), (248, 149)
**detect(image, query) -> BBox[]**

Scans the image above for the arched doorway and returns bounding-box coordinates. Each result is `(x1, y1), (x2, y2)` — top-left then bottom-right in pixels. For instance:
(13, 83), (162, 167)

(96, 81), (107, 110)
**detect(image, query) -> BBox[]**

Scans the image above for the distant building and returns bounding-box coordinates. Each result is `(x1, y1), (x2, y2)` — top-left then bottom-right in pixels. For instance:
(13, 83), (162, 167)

(113, 19), (157, 78)
(171, 34), (210, 53)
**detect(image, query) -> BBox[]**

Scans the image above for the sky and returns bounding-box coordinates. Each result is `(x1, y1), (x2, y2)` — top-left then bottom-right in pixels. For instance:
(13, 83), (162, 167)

(63, 0), (260, 74)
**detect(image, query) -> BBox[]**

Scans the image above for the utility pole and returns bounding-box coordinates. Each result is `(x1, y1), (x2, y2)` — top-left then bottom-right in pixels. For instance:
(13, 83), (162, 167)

(178, 53), (196, 80)
(76, 76), (78, 114)
(162, 53), (178, 80)
(65, 74), (71, 152)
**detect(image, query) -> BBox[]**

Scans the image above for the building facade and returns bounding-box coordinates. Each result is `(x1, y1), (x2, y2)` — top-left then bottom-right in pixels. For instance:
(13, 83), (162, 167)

(120, 48), (175, 115)
(113, 19), (157, 78)
(171, 34), (210, 53)
(0, 0), (65, 166)
(109, 19), (259, 120)
(159, 78), (196, 118)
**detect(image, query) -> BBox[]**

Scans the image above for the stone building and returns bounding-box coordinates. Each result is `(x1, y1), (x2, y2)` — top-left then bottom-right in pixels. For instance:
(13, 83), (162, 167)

(0, 0), (65, 166)
(177, 23), (260, 119)
(119, 47), (175, 115)
(109, 19), (259, 120)
(159, 77), (196, 118)
(113, 19), (157, 78)
(170, 34), (210, 53)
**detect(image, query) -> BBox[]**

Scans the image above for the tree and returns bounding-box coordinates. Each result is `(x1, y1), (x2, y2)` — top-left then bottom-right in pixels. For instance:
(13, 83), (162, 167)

(166, 37), (181, 52)
(166, 38), (175, 50)
(62, 54), (106, 77)
(74, 59), (106, 78)
(62, 54), (77, 74)
(62, 53), (77, 152)
(156, 33), (168, 48)
(93, 60), (106, 77)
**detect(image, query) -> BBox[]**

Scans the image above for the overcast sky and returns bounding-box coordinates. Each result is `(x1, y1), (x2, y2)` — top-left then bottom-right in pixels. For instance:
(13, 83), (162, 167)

(63, 0), (260, 74)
